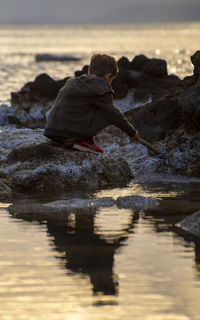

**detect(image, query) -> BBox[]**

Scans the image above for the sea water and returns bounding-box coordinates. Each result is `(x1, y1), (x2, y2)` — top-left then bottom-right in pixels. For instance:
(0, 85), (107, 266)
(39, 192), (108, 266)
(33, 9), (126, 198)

(0, 23), (200, 320)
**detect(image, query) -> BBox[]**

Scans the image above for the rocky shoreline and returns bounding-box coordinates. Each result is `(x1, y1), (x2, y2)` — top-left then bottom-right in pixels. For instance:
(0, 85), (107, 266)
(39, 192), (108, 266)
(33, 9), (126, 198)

(0, 51), (200, 202)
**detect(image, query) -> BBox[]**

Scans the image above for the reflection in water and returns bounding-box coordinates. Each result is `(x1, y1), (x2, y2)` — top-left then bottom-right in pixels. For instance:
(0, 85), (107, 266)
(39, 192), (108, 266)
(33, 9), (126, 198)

(46, 210), (139, 296)
(2, 181), (200, 319)
(143, 202), (200, 278)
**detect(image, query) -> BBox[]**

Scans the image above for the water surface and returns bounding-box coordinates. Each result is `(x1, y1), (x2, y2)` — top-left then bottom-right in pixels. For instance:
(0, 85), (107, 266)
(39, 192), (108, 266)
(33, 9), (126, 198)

(1, 180), (200, 320)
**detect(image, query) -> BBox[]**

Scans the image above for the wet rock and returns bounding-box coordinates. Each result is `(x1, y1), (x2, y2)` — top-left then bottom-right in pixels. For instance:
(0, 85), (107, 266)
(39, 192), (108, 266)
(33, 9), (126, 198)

(9, 155), (133, 192)
(130, 54), (168, 78)
(29, 105), (45, 121)
(116, 195), (159, 211)
(162, 130), (200, 177)
(0, 179), (12, 199)
(178, 210), (200, 238)
(0, 104), (19, 126)
(0, 133), (133, 192)
(9, 197), (115, 219)
(8, 194), (159, 220)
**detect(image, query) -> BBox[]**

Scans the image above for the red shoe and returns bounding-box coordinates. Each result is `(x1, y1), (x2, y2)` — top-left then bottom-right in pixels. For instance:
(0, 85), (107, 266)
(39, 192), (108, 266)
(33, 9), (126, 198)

(73, 139), (104, 154)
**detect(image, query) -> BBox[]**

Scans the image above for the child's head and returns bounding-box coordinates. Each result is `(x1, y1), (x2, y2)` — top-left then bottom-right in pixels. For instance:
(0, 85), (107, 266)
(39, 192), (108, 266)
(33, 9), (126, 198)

(88, 53), (119, 84)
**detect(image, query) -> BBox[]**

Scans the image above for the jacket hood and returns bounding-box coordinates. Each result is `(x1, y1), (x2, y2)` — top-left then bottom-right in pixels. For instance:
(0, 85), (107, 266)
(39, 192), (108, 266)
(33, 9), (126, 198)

(63, 74), (114, 97)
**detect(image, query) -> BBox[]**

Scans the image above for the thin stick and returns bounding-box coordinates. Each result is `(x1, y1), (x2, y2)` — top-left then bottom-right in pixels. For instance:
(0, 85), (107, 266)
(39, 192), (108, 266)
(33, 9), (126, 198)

(138, 138), (161, 155)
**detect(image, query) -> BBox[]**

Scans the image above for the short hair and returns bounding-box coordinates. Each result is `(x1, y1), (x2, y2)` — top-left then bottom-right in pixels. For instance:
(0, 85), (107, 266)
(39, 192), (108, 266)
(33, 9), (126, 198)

(88, 53), (119, 77)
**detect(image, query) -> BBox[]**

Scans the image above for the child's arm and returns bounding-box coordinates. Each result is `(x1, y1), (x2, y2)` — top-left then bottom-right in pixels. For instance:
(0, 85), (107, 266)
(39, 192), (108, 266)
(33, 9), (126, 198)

(94, 92), (138, 138)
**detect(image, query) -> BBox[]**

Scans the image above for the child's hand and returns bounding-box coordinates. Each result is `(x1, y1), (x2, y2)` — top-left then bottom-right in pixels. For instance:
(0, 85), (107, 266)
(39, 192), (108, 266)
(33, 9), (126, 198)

(133, 130), (140, 141)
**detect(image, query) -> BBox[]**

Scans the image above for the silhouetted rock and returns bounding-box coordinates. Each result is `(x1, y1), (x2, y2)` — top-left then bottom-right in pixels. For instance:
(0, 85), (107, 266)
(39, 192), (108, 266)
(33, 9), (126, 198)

(35, 54), (81, 62)
(112, 70), (129, 99)
(74, 65), (89, 77)
(125, 69), (180, 99)
(117, 56), (131, 71)
(191, 50), (200, 78)
(11, 73), (70, 106)
(130, 54), (168, 78)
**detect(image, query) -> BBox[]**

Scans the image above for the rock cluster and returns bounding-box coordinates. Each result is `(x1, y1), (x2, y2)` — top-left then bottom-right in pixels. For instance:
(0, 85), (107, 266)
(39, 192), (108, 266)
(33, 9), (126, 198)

(0, 127), (134, 193)
(9, 195), (159, 221)
(0, 51), (200, 199)
(9, 54), (179, 114)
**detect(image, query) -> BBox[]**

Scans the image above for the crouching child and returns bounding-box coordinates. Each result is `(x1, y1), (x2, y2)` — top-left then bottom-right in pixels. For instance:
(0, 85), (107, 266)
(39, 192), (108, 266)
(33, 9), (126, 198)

(44, 53), (139, 154)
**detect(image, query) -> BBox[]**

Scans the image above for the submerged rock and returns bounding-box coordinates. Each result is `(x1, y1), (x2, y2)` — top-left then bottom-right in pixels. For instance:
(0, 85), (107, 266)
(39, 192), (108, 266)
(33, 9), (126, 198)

(177, 210), (200, 238)
(35, 54), (81, 62)
(116, 195), (159, 211)
(9, 195), (159, 220)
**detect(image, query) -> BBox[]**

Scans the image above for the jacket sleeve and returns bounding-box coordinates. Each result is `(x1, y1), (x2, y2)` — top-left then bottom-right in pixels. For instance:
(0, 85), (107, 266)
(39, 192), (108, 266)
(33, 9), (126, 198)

(94, 92), (137, 137)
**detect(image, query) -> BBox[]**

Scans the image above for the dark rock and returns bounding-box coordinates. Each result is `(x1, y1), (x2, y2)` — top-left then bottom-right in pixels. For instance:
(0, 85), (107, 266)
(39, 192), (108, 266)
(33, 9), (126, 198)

(191, 50), (200, 78)
(117, 56), (131, 71)
(74, 65), (89, 77)
(55, 77), (70, 90)
(125, 97), (182, 142)
(11, 73), (59, 105)
(178, 75), (197, 89)
(178, 210), (200, 238)
(11, 74), (71, 107)
(0, 179), (12, 199)
(6, 142), (133, 192)
(125, 69), (150, 88)
(178, 81), (200, 128)
(116, 195), (159, 210)
(130, 54), (168, 78)
(11, 81), (35, 105)
(33, 73), (59, 99)
(7, 143), (60, 163)
(35, 54), (81, 62)
(125, 69), (180, 99)
(133, 88), (152, 104)
(112, 70), (129, 99)
(0, 105), (20, 126)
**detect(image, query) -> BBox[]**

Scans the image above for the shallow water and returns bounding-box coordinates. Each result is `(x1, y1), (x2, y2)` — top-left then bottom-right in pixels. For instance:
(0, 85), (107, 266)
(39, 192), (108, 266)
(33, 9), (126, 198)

(1, 180), (200, 320)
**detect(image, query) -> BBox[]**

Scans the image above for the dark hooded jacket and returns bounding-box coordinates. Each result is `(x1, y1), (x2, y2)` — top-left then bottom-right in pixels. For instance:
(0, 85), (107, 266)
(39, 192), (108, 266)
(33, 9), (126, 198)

(44, 74), (136, 140)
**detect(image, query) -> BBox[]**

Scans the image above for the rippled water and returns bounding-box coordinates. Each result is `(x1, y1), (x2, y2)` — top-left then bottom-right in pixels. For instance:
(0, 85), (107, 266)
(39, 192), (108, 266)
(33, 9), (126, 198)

(0, 22), (200, 104)
(1, 180), (200, 320)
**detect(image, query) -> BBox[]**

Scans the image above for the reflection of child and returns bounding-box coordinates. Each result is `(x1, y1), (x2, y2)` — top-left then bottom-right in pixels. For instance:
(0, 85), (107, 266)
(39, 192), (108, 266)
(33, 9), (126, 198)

(44, 53), (139, 154)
